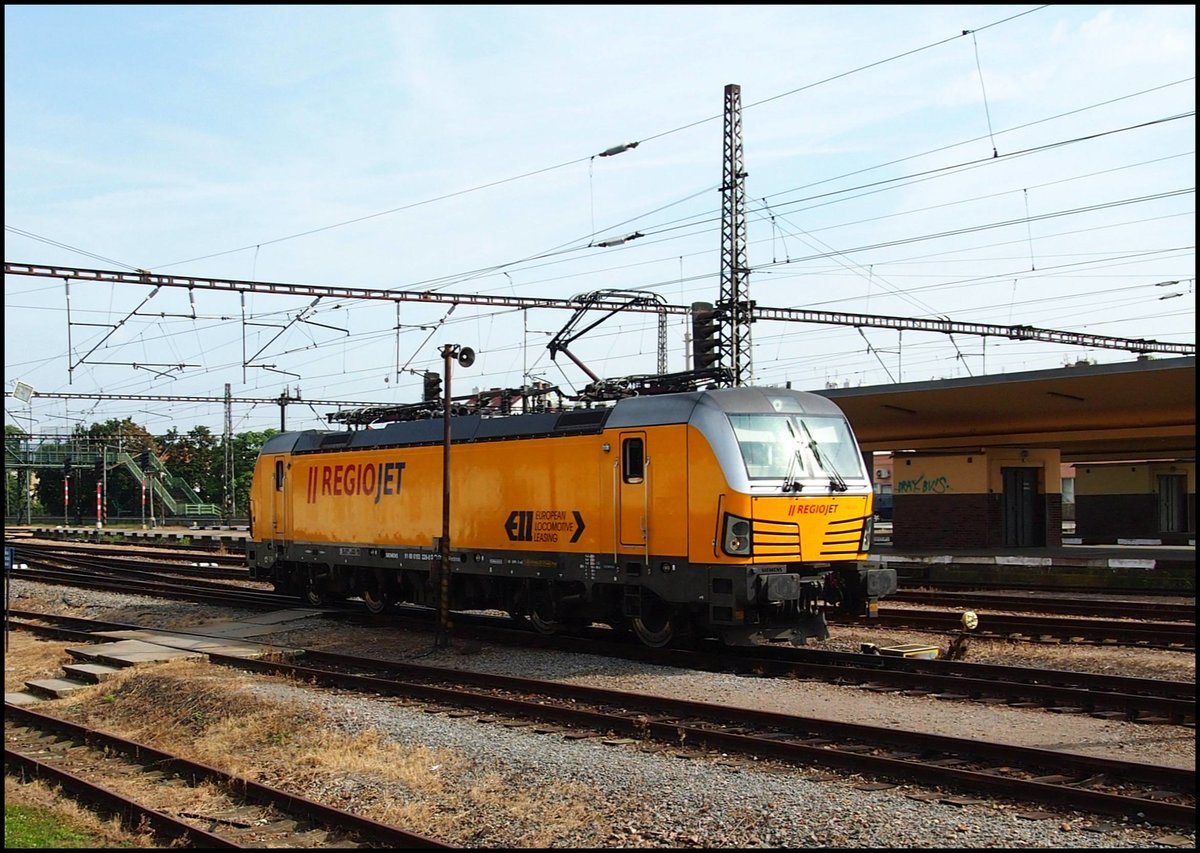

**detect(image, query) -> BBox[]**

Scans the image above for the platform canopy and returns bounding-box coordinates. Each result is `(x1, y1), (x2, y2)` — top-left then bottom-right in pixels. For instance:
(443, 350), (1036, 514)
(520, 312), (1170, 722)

(815, 357), (1195, 463)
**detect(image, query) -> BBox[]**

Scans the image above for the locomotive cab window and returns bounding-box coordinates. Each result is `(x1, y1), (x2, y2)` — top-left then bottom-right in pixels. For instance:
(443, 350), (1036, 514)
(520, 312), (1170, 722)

(730, 414), (867, 481)
(274, 459), (285, 491)
(622, 437), (645, 483)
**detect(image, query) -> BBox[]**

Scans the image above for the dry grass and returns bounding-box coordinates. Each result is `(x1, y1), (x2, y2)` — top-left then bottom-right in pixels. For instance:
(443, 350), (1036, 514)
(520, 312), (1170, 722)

(4, 635), (75, 693)
(4, 776), (160, 848)
(7, 646), (625, 846)
(459, 771), (599, 848)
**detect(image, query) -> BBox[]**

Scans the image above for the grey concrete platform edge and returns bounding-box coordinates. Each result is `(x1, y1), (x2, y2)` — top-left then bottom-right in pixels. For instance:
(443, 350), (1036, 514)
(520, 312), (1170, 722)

(23, 524), (247, 547)
(5, 609), (318, 708)
(867, 542), (1196, 568)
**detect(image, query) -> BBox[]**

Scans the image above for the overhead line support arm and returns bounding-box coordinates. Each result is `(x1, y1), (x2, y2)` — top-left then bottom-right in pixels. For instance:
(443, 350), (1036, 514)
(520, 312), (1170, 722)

(5, 263), (1192, 356)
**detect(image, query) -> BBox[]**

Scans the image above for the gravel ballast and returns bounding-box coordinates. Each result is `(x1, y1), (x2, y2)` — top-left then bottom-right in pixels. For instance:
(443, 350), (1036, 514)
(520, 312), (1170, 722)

(5, 579), (1195, 849)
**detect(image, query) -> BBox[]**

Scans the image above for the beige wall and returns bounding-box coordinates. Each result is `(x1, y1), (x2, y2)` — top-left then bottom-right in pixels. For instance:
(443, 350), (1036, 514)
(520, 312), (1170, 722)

(892, 449), (1062, 497)
(1074, 461), (1195, 496)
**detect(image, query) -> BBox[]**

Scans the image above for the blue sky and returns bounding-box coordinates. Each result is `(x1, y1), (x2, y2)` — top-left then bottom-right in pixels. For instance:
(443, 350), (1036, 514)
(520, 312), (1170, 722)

(4, 4), (1195, 436)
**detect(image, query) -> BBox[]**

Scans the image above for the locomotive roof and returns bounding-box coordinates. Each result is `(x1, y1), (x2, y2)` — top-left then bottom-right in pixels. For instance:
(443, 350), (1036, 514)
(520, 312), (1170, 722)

(260, 386), (845, 454)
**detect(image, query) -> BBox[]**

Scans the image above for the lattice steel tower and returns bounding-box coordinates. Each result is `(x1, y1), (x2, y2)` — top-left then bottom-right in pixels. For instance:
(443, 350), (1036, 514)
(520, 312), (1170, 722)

(718, 83), (752, 386)
(223, 382), (234, 523)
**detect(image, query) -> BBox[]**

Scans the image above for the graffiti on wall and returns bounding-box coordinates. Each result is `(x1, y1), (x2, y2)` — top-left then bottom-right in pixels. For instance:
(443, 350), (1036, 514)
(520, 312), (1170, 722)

(895, 473), (951, 494)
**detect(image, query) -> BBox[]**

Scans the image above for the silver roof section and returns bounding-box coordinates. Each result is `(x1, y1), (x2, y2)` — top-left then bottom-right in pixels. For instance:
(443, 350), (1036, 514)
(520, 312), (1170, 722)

(604, 392), (704, 428)
(606, 386), (846, 428)
(686, 387), (866, 493)
(259, 387), (854, 459)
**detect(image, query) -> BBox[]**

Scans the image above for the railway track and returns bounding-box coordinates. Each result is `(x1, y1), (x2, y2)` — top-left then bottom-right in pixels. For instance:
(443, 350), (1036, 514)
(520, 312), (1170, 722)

(889, 589), (1196, 622)
(12, 542), (1195, 652)
(847, 608), (1195, 650)
(9, 599), (1196, 731)
(11, 539), (248, 564)
(7, 548), (1196, 724)
(26, 541), (1196, 625)
(16, 540), (1198, 632)
(5, 704), (453, 848)
(9, 560), (296, 609)
(252, 650), (1195, 828)
(8, 534), (240, 555)
(19, 553), (251, 582)
(9, 618), (1191, 831)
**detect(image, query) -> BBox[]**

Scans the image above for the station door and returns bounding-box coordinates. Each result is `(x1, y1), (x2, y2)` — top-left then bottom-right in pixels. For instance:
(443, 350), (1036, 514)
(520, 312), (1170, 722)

(1001, 466), (1043, 547)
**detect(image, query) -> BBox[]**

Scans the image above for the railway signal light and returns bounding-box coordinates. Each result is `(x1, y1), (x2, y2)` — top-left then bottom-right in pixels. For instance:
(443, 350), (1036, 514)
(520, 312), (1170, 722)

(691, 301), (721, 370)
(423, 371), (443, 402)
(63, 457), (72, 476)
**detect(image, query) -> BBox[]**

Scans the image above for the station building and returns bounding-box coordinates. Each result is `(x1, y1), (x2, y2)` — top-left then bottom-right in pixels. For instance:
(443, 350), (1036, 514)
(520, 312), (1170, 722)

(1072, 459), (1195, 545)
(821, 356), (1195, 549)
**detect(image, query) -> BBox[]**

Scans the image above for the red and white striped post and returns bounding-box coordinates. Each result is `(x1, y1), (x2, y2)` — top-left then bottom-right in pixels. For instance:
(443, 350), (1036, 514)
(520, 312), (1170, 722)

(96, 482), (103, 529)
(63, 478), (70, 526)
(141, 480), (147, 529)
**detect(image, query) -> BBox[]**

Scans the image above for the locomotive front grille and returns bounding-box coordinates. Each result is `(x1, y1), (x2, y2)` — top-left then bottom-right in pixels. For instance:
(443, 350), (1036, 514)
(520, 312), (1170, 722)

(752, 518), (802, 558)
(821, 517), (866, 557)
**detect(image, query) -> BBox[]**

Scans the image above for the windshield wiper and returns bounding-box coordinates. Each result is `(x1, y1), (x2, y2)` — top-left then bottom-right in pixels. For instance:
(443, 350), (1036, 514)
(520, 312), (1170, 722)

(798, 419), (848, 492)
(782, 421), (804, 493)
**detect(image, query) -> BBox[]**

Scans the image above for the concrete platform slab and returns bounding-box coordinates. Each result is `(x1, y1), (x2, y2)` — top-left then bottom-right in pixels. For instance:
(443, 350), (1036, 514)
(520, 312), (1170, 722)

(176, 618), (318, 639)
(90, 630), (291, 659)
(1110, 559), (1157, 569)
(237, 609), (324, 625)
(62, 662), (124, 683)
(66, 638), (205, 666)
(995, 556), (1054, 567)
(26, 677), (90, 699)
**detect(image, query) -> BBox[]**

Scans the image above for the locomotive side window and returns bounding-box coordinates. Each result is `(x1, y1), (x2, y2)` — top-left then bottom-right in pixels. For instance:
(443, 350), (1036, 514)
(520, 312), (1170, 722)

(275, 459), (285, 490)
(622, 437), (645, 483)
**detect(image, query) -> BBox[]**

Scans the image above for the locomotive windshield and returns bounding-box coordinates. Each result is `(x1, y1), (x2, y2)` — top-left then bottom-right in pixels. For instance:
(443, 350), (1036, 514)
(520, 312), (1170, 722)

(729, 414), (866, 482)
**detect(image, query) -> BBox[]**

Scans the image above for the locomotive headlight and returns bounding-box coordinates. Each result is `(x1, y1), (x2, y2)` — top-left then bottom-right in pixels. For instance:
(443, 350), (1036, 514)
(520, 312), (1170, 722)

(723, 514), (752, 556)
(860, 515), (874, 552)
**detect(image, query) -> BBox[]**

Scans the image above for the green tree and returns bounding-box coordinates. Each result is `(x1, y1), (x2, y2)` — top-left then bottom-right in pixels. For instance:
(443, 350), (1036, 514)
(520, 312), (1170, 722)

(31, 434), (76, 520)
(229, 429), (278, 518)
(5, 423), (41, 520)
(160, 425), (219, 506)
(23, 416), (276, 523)
(79, 419), (156, 521)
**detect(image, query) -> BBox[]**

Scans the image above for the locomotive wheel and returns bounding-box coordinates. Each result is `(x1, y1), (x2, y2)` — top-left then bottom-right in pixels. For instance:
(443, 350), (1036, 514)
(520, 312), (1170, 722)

(528, 606), (563, 635)
(360, 570), (389, 614)
(361, 585), (388, 614)
(302, 570), (325, 607)
(519, 584), (564, 635)
(630, 596), (676, 648)
(631, 614), (675, 647)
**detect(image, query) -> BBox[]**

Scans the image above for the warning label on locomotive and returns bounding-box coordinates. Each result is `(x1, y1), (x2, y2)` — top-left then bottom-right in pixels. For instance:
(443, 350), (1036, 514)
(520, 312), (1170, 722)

(505, 509), (586, 544)
(306, 461), (406, 504)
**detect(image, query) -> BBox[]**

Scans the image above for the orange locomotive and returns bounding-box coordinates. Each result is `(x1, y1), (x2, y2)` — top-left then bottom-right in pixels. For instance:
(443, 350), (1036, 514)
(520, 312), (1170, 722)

(247, 385), (896, 646)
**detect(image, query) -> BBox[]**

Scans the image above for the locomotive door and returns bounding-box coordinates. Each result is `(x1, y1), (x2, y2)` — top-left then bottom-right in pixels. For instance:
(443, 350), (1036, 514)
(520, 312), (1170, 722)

(617, 432), (648, 551)
(270, 455), (287, 537)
